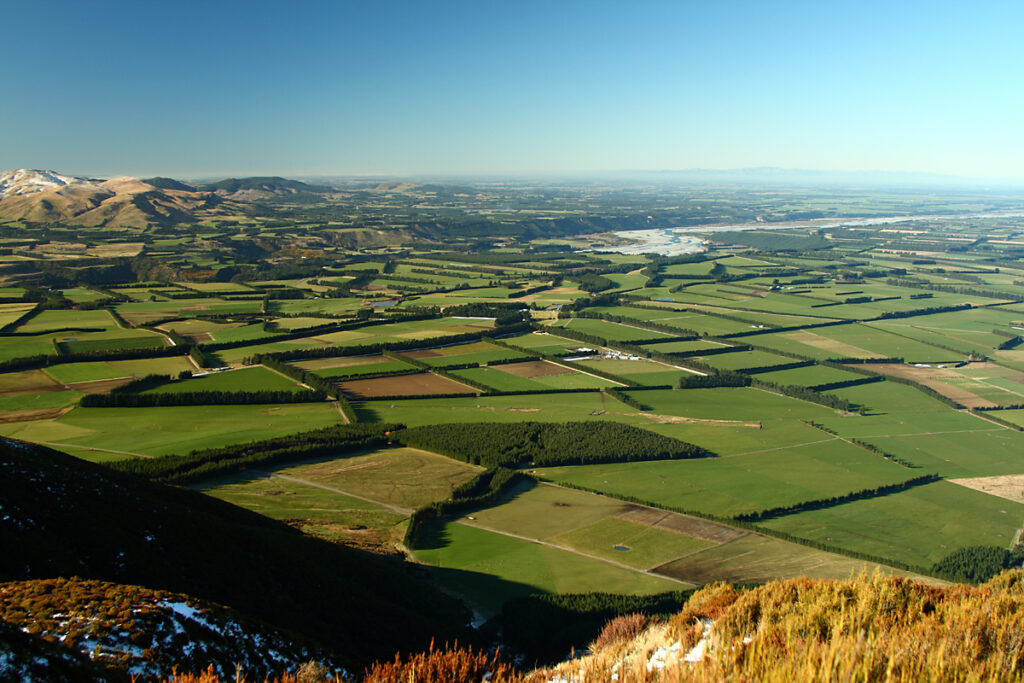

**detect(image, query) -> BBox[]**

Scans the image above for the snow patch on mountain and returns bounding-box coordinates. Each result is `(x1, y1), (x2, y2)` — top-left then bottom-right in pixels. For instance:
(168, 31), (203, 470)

(0, 169), (97, 198)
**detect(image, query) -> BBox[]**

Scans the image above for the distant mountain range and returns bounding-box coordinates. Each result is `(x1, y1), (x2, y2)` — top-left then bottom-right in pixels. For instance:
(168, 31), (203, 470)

(197, 176), (335, 200)
(0, 170), (352, 229)
(0, 169), (230, 229)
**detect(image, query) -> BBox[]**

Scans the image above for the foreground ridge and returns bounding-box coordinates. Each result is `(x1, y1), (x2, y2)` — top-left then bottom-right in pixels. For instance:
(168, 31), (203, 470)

(534, 570), (1024, 682)
(34, 571), (1019, 682)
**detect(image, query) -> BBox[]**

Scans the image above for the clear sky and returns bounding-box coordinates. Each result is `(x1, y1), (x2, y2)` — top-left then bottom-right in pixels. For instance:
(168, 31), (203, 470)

(2, 1), (1023, 180)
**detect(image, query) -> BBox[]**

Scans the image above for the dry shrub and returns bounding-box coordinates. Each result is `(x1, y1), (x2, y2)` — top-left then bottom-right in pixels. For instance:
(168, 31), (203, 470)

(159, 664), (340, 682)
(364, 642), (520, 683)
(592, 613), (652, 652)
(666, 582), (740, 643)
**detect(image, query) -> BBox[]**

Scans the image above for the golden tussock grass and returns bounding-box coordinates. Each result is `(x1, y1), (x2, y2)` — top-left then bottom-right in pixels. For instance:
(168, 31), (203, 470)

(161, 571), (1024, 682)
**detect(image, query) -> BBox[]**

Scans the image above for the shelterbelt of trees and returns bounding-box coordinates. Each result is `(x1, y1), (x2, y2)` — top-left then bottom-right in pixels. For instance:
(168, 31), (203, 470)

(394, 421), (710, 467)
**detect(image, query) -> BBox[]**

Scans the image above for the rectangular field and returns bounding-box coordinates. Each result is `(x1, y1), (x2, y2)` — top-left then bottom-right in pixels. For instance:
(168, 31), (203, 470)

(141, 366), (307, 394)
(338, 372), (478, 397)
(201, 474), (407, 553)
(398, 340), (529, 367)
(0, 403), (343, 457)
(760, 481), (1024, 567)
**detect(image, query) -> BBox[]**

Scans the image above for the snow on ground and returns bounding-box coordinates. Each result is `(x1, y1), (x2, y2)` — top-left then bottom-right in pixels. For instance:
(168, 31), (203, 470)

(0, 169), (93, 198)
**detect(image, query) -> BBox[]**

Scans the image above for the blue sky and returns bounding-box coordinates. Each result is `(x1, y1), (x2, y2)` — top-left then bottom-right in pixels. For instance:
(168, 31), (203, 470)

(2, 1), (1023, 180)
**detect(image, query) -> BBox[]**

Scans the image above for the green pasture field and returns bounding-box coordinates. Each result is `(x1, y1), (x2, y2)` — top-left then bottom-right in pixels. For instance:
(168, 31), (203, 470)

(752, 364), (865, 387)
(552, 518), (714, 569)
(175, 281), (256, 293)
(663, 262), (719, 277)
(0, 369), (63, 393)
(853, 427), (1024, 479)
(523, 369), (618, 390)
(714, 255), (779, 268)
(569, 359), (688, 386)
(0, 388), (81, 412)
(314, 317), (496, 344)
(353, 391), (619, 426)
(537, 437), (913, 518)
(448, 367), (548, 392)
(309, 359), (416, 379)
(291, 354), (406, 371)
(158, 319), (245, 336)
(271, 317), (346, 331)
(654, 533), (915, 585)
(42, 357), (195, 384)
(400, 340), (529, 367)
(452, 483), (714, 571)
(816, 404), (991, 438)
(395, 294), (503, 308)
(993, 349), (1024, 373)
(825, 380), (949, 415)
(0, 303), (35, 328)
(991, 409), (1024, 428)
(141, 366), (307, 394)
(760, 480), (1024, 568)
(865, 321), (1007, 355)
(521, 286), (586, 307)
(740, 329), (883, 361)
(197, 323), (277, 344)
(696, 349), (796, 371)
(14, 309), (120, 333)
(59, 287), (112, 304)
(413, 521), (682, 616)
(638, 339), (732, 354)
(449, 365), (617, 391)
(109, 287), (186, 302)
(0, 402), (342, 457)
(200, 474), (407, 551)
(578, 305), (679, 323)
(501, 331), (592, 356)
(269, 446), (482, 509)
(602, 272), (649, 291)
(804, 324), (966, 363)
(59, 335), (168, 354)
(918, 366), (1024, 406)
(636, 310), (755, 336)
(269, 298), (364, 316)
(0, 326), (168, 363)
(115, 299), (263, 325)
(53, 446), (134, 464)
(214, 338), (334, 365)
(448, 481), (712, 573)
(636, 387), (838, 422)
(357, 386), (843, 458)
(457, 484), (629, 539)
(0, 287), (26, 300)
(685, 304), (838, 328)
(214, 317), (496, 365)
(549, 317), (676, 342)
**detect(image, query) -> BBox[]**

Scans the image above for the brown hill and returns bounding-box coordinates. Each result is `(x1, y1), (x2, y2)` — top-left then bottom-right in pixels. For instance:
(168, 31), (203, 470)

(0, 173), (236, 229)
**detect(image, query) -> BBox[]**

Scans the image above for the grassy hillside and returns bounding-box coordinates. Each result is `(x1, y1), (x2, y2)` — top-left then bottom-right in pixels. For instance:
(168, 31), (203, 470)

(0, 437), (471, 669)
(0, 577), (339, 680)
(40, 571), (1023, 682)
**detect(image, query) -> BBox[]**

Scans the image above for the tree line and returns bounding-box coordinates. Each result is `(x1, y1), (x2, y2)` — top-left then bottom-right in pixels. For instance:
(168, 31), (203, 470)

(499, 590), (696, 665)
(395, 421), (709, 468)
(931, 545), (1024, 584)
(108, 423), (398, 484)
(734, 474), (940, 522)
(80, 388), (325, 407)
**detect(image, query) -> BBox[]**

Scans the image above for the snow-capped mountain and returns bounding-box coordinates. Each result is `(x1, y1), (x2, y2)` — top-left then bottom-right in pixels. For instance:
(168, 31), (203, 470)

(0, 169), (96, 199)
(0, 169), (231, 228)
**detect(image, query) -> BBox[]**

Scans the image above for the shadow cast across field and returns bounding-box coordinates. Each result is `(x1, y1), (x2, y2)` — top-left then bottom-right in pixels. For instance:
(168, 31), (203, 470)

(414, 477), (539, 552)
(422, 564), (558, 619)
